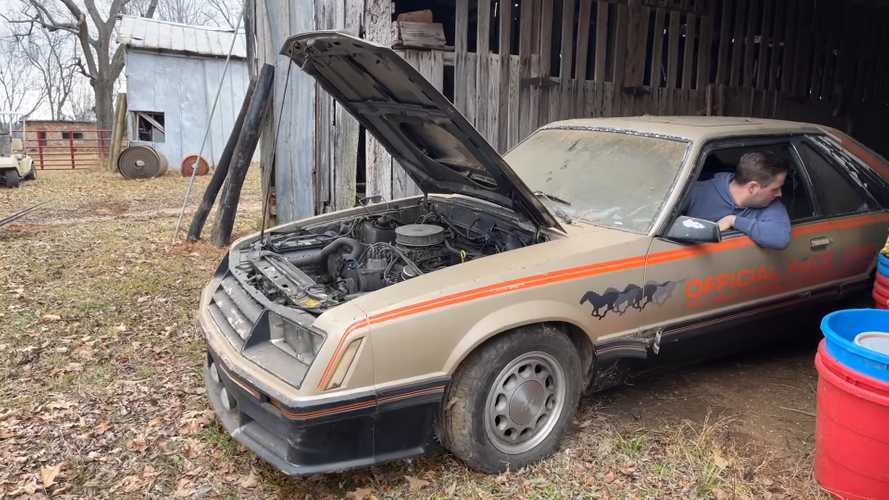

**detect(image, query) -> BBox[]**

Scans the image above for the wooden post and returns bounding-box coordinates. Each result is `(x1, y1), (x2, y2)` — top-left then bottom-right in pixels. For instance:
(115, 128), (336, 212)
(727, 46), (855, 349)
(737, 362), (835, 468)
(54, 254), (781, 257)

(107, 93), (127, 172)
(188, 79), (256, 242)
(211, 64), (274, 247)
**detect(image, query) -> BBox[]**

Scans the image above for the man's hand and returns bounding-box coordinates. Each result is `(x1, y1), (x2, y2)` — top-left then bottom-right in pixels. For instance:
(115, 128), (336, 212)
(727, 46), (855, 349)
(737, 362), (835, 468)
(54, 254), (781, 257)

(717, 214), (736, 232)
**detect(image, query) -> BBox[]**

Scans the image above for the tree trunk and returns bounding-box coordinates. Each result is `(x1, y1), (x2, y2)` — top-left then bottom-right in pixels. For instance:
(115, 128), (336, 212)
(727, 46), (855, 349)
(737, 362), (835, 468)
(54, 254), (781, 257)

(211, 64), (275, 247)
(187, 78), (257, 242)
(94, 78), (115, 132)
(93, 78), (115, 160)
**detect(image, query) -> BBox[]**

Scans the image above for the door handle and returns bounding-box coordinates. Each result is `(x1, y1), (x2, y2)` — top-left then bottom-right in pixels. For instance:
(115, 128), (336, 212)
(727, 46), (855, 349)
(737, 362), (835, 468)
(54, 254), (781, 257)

(810, 237), (832, 251)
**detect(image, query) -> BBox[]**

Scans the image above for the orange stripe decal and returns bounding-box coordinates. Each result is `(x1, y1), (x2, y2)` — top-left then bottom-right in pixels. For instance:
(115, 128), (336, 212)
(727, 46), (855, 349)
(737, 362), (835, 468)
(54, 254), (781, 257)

(317, 212), (889, 388)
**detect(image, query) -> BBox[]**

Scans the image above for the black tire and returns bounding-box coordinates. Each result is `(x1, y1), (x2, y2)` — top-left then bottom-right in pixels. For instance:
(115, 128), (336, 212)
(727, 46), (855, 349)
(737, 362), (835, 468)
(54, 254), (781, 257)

(24, 167), (36, 181)
(440, 325), (582, 473)
(3, 170), (20, 188)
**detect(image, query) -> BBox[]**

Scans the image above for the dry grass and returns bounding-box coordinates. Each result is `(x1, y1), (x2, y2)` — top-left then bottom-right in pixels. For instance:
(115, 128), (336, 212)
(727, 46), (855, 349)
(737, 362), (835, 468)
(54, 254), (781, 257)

(0, 169), (827, 498)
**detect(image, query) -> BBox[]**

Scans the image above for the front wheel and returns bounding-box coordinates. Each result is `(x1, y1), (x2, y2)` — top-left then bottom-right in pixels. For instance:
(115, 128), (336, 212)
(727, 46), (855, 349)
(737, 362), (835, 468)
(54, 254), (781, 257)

(3, 170), (20, 188)
(440, 326), (582, 473)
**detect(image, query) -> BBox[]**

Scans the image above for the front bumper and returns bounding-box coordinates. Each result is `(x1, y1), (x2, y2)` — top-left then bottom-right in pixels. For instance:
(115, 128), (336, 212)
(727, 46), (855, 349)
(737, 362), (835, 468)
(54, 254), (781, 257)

(204, 345), (446, 475)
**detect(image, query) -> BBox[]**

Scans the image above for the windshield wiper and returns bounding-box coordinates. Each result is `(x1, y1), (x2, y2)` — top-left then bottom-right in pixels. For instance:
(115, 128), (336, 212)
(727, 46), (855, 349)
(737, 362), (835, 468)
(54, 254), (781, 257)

(532, 191), (572, 206)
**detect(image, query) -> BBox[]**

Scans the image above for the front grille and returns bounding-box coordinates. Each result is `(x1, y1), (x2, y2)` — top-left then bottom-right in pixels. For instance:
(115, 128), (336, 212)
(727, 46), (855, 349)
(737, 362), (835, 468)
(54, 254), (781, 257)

(209, 275), (263, 347)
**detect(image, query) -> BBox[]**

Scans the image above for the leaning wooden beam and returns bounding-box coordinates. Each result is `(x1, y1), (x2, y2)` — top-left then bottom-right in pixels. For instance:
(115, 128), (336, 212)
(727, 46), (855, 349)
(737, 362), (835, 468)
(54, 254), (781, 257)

(211, 64), (274, 247)
(107, 93), (127, 172)
(187, 78), (257, 242)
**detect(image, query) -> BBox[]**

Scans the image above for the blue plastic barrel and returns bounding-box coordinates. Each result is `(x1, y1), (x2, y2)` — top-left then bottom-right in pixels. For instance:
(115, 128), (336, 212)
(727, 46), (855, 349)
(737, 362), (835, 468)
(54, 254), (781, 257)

(878, 254), (889, 277)
(821, 309), (889, 382)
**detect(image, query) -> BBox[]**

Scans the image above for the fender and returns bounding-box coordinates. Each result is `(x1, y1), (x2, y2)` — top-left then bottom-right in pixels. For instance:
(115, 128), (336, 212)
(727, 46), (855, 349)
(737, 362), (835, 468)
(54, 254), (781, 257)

(443, 298), (593, 374)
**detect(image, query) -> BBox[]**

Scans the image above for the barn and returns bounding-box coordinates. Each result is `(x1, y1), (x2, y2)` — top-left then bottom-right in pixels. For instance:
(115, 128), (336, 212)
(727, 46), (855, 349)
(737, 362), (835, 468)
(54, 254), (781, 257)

(117, 16), (251, 171)
(244, 0), (889, 223)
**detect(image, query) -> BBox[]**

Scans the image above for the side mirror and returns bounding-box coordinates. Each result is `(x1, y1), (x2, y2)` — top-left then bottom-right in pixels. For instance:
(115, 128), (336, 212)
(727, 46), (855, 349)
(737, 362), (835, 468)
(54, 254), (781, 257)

(665, 216), (721, 243)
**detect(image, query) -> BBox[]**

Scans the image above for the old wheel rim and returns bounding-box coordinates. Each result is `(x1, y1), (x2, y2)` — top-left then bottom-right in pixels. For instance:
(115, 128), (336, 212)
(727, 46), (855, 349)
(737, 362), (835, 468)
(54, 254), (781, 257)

(484, 351), (566, 455)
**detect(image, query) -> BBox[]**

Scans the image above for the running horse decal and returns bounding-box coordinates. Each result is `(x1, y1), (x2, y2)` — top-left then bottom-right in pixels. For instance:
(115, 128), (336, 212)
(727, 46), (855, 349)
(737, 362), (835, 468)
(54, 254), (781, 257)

(579, 281), (678, 319)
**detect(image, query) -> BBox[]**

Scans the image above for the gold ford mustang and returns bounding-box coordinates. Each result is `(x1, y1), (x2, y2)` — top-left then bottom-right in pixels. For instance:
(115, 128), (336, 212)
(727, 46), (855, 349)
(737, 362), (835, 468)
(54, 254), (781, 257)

(199, 32), (889, 475)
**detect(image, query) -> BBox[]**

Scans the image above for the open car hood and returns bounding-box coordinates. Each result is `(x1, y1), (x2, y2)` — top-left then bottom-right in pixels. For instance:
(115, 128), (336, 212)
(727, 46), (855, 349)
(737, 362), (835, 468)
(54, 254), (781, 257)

(281, 31), (562, 231)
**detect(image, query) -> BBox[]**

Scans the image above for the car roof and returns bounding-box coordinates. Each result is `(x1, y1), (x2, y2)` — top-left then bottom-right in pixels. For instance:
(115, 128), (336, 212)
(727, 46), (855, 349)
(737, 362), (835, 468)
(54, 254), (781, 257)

(544, 116), (826, 142)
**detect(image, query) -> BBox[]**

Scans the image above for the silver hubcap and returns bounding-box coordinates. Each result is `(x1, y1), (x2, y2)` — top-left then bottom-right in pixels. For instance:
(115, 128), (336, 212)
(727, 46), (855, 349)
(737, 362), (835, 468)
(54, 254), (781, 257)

(484, 351), (566, 454)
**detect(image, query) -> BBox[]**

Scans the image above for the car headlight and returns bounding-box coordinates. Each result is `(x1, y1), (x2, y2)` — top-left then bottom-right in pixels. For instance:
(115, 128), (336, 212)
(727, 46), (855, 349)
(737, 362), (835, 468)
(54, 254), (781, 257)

(267, 311), (323, 365)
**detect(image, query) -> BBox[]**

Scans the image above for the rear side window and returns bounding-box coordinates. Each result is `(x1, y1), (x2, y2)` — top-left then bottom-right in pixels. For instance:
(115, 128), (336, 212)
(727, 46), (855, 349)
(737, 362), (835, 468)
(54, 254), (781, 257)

(813, 135), (889, 208)
(797, 142), (870, 216)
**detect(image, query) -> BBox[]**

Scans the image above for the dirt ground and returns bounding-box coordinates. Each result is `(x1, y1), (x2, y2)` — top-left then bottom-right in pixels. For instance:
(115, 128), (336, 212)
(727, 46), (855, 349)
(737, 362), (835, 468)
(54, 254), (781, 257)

(0, 169), (829, 498)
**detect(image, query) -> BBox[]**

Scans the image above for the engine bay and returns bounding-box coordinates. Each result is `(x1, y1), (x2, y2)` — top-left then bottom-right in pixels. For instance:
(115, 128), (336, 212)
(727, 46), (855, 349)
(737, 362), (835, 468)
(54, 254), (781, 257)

(239, 200), (545, 314)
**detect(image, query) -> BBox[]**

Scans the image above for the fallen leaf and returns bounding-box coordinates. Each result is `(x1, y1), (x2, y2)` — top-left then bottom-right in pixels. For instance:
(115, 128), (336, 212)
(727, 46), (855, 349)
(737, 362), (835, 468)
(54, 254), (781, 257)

(40, 463), (62, 488)
(172, 478), (193, 498)
(405, 475), (430, 492)
(41, 314), (62, 322)
(345, 487), (376, 500)
(239, 472), (258, 488)
(120, 475), (145, 493)
(604, 470), (616, 483)
(95, 420), (112, 435)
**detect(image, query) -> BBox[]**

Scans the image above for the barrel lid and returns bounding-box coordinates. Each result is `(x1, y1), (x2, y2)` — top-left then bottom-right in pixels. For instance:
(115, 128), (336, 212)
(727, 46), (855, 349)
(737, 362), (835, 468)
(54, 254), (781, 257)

(855, 331), (889, 356)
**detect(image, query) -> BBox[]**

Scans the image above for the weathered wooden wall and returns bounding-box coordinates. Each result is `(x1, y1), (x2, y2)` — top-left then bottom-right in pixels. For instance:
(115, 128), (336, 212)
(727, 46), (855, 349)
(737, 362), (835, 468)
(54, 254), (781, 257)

(454, 0), (889, 153)
(251, 0), (889, 222)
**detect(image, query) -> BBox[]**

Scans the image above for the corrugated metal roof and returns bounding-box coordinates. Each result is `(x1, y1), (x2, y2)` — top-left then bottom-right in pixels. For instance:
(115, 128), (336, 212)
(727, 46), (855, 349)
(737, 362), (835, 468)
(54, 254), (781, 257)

(118, 16), (246, 59)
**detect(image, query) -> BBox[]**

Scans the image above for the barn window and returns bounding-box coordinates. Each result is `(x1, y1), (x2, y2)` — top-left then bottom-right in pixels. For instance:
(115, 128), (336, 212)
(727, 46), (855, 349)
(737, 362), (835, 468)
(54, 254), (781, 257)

(132, 111), (165, 143)
(61, 131), (84, 140)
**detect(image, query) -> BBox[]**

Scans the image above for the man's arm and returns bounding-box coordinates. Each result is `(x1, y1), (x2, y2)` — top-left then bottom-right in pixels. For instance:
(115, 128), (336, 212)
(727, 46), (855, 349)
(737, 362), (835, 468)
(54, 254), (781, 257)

(732, 204), (791, 250)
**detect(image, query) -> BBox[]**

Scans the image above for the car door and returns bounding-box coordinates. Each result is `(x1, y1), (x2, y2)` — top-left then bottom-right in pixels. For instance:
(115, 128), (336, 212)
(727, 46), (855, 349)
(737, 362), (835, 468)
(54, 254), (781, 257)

(790, 136), (889, 288)
(638, 137), (820, 358)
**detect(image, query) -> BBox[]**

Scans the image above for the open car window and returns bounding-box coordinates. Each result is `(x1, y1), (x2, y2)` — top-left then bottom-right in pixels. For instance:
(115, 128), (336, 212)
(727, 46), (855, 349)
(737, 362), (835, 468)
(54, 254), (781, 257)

(686, 142), (815, 225)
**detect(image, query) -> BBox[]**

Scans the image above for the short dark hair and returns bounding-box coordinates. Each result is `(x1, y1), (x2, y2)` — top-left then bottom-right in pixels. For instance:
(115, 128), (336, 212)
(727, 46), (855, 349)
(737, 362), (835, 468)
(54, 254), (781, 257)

(735, 151), (788, 186)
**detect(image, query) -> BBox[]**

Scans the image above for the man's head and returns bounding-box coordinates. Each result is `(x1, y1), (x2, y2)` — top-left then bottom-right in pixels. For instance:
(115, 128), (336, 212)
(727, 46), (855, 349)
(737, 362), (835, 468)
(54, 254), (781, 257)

(732, 151), (788, 208)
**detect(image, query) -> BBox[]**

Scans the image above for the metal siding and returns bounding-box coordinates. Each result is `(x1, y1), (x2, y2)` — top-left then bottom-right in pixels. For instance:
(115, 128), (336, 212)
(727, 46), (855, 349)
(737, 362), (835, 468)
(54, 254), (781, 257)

(124, 50), (250, 171)
(118, 15), (247, 59)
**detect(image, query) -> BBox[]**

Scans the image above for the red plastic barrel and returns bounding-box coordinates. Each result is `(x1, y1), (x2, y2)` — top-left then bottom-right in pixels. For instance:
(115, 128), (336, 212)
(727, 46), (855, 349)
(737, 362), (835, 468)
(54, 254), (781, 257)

(815, 341), (889, 499)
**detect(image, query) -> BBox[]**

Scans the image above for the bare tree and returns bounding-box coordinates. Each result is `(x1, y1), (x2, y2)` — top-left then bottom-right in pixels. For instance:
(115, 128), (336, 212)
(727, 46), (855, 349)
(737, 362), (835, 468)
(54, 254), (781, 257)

(67, 83), (96, 121)
(9, 0), (159, 132)
(0, 39), (43, 131)
(0, 39), (43, 154)
(18, 29), (78, 120)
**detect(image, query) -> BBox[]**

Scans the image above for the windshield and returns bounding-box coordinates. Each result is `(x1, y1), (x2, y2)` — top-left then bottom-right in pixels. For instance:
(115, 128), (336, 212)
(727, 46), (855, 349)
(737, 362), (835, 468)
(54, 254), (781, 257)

(505, 128), (689, 233)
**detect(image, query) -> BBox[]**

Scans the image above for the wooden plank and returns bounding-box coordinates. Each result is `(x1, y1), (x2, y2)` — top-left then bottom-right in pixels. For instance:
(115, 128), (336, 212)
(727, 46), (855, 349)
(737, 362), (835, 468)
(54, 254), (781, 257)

(729, 0), (745, 87)
(488, 53), (501, 146)
(666, 11), (680, 88)
(518, 0), (536, 139)
(743, 0), (759, 88)
(650, 8), (666, 87)
(793, 0), (814, 98)
(613, 2), (628, 86)
(560, 0), (576, 80)
(476, 0), (491, 142)
(575, 0), (593, 81)
(603, 82), (614, 116)
(528, 54), (541, 133)
(465, 53), (478, 128)
(364, 0), (392, 201)
(497, 0), (513, 151)
(331, 0), (362, 210)
(559, 0), (577, 119)
(537, 0), (554, 124)
(508, 54), (521, 148)
(624, 0), (647, 87)
(682, 13), (697, 89)
(454, 0), (469, 116)
(778, 0), (795, 92)
(594, 0), (609, 81)
(696, 2), (713, 89)
(755, 0), (773, 89)
(715, 0), (732, 85)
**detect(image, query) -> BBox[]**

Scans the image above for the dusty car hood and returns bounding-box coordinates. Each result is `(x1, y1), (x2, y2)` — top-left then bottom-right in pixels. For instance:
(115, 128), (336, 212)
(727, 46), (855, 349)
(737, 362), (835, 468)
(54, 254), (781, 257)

(281, 31), (562, 231)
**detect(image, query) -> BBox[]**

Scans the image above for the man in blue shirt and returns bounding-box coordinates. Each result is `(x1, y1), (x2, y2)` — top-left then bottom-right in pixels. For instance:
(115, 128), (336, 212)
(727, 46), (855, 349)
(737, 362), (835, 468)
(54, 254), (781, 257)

(684, 151), (791, 250)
